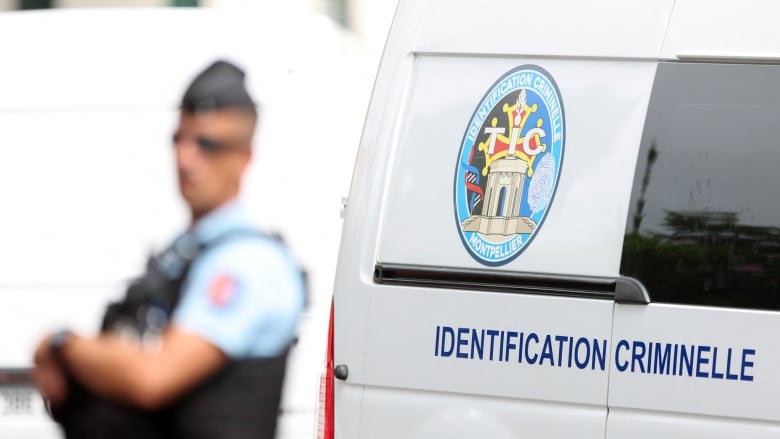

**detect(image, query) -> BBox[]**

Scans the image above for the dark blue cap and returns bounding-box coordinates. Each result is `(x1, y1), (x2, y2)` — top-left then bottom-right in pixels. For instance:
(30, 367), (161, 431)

(181, 60), (256, 113)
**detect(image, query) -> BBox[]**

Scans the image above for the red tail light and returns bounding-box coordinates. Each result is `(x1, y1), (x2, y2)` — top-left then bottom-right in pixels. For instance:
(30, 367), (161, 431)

(315, 300), (335, 439)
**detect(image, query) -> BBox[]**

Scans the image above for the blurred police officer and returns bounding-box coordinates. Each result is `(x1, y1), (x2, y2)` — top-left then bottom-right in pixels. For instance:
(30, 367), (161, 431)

(32, 60), (304, 439)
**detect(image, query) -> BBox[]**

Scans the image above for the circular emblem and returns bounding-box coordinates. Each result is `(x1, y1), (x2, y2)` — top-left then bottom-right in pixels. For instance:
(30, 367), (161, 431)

(454, 65), (565, 266)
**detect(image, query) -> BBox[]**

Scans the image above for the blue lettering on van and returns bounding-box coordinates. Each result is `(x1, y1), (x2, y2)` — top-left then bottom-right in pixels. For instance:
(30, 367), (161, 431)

(741, 349), (755, 381)
(439, 326), (455, 357)
(435, 326), (757, 382)
(609, 338), (756, 382)
(525, 332), (539, 364)
(615, 339), (630, 372)
(434, 325), (606, 372)
(505, 331), (518, 363)
(711, 347), (724, 379)
(539, 335), (555, 366)
(631, 341), (646, 373)
(456, 327), (469, 359)
(653, 342), (672, 375)
(486, 329), (499, 361)
(696, 345), (711, 378)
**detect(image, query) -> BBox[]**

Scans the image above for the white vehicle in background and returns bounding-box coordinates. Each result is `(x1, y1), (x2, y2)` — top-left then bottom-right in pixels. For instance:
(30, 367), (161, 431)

(320, 0), (780, 438)
(0, 7), (372, 439)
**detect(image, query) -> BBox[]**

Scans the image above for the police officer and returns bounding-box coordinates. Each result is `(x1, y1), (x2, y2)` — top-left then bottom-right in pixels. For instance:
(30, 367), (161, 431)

(32, 60), (304, 439)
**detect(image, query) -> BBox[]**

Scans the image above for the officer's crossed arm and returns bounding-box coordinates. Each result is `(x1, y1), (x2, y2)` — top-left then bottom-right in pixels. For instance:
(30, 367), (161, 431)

(34, 325), (228, 410)
(33, 238), (302, 410)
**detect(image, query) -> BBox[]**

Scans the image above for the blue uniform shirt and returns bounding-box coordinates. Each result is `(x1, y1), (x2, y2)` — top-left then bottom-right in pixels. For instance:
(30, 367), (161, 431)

(172, 200), (304, 359)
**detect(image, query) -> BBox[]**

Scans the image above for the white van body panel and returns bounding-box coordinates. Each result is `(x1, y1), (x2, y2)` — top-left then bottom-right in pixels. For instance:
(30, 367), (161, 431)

(364, 289), (612, 403)
(606, 6), (780, 433)
(334, 1), (673, 438)
(609, 304), (780, 422)
(376, 56), (656, 278)
(332, 2), (425, 437)
(360, 388), (607, 439)
(336, 0), (780, 438)
(414, 0), (675, 59)
(608, 409), (780, 439)
(661, 0), (780, 61)
(359, 289), (613, 438)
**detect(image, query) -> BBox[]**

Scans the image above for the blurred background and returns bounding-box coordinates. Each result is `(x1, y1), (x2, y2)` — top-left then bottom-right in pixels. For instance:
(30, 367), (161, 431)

(0, 0), (396, 58)
(0, 0), (396, 438)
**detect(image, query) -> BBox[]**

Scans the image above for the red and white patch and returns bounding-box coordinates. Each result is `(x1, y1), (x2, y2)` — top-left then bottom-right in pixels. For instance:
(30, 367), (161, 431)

(208, 274), (236, 307)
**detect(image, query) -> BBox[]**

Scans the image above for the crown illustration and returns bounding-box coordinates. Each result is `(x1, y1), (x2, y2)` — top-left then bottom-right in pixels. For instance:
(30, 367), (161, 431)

(476, 89), (547, 177)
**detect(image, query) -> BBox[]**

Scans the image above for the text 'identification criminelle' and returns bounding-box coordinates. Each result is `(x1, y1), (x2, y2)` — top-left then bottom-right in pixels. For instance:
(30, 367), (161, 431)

(434, 325), (756, 382)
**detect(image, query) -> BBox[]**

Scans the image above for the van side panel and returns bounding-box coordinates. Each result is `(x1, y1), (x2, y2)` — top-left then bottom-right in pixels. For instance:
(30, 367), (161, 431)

(611, 12), (780, 433)
(356, 17), (659, 439)
(416, 0), (674, 59)
(332, 1), (425, 437)
(361, 388), (607, 439)
(336, 0), (676, 437)
(376, 56), (657, 278)
(364, 288), (613, 404)
(610, 306), (780, 425)
(608, 408), (780, 439)
(358, 287), (614, 438)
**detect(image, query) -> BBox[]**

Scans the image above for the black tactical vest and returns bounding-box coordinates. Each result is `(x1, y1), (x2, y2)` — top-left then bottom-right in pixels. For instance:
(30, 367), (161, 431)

(51, 230), (299, 439)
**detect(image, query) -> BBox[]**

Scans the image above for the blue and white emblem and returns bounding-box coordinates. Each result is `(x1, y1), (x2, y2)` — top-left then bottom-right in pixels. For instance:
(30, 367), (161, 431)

(454, 65), (565, 266)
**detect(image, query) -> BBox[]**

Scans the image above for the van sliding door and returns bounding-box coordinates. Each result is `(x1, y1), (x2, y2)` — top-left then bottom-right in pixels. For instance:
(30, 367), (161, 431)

(360, 52), (657, 439)
(610, 62), (780, 438)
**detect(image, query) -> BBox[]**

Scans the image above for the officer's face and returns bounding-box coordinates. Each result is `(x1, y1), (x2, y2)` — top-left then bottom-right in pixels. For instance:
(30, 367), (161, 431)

(173, 109), (254, 219)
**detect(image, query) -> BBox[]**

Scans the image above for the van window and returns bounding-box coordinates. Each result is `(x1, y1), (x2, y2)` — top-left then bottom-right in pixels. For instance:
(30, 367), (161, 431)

(621, 62), (780, 310)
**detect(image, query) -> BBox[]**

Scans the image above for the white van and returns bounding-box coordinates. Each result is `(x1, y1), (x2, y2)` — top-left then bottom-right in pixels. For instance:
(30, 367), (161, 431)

(320, 0), (780, 438)
(0, 8), (371, 438)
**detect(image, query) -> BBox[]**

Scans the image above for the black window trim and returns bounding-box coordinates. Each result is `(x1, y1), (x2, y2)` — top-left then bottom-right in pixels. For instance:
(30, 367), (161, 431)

(374, 263), (649, 304)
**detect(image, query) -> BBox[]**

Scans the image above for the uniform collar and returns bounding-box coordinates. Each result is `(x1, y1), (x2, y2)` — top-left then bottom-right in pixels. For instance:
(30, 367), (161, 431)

(190, 198), (253, 243)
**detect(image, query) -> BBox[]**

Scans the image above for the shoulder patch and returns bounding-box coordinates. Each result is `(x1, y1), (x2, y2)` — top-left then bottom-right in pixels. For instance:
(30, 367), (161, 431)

(208, 274), (237, 307)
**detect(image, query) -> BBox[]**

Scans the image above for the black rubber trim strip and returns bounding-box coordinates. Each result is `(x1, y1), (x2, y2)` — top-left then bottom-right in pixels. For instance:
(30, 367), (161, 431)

(374, 264), (650, 304)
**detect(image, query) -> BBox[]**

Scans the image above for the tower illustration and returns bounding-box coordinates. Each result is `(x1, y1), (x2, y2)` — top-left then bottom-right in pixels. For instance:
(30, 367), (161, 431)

(461, 155), (537, 235)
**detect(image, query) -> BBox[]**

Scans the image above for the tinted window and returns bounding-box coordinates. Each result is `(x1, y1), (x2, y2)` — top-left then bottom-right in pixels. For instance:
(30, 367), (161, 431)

(621, 62), (780, 310)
